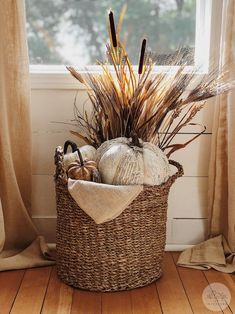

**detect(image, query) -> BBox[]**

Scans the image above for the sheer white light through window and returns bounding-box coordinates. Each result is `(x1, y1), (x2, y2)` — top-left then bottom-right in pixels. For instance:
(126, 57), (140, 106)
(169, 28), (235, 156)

(25, 0), (196, 66)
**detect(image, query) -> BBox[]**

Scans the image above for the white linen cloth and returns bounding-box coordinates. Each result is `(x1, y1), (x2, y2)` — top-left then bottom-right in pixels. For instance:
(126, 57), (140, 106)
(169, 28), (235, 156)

(68, 179), (143, 224)
(177, 235), (235, 273)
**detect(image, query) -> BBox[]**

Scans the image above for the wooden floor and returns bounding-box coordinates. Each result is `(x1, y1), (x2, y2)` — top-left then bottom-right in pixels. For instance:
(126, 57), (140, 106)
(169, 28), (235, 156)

(0, 252), (234, 314)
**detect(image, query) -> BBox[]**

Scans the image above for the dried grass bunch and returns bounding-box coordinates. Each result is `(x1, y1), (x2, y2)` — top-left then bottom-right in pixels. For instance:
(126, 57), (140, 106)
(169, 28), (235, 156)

(67, 10), (234, 157)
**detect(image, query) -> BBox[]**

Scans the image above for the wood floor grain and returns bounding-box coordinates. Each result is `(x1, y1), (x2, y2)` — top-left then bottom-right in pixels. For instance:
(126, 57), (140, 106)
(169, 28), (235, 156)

(156, 253), (193, 314)
(71, 290), (102, 314)
(42, 267), (73, 314)
(0, 269), (25, 313)
(171, 252), (218, 314)
(0, 253), (234, 314)
(10, 267), (52, 314)
(204, 268), (235, 313)
(131, 283), (162, 314)
(102, 290), (132, 314)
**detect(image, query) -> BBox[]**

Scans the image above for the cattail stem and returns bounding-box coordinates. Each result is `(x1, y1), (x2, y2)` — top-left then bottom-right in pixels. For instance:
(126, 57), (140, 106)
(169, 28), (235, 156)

(138, 39), (146, 75)
(109, 11), (117, 48)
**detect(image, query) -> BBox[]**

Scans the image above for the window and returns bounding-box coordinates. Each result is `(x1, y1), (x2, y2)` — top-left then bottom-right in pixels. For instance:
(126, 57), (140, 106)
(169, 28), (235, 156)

(26, 0), (196, 66)
(26, 0), (223, 89)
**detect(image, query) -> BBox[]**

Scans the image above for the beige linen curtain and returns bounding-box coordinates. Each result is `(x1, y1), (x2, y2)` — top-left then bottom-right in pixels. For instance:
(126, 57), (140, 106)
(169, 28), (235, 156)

(208, 1), (235, 253)
(0, 1), (54, 270)
(178, 0), (235, 273)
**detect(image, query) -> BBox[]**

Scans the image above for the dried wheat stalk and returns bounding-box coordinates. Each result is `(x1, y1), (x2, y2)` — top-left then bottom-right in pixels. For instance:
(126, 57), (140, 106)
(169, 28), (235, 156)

(67, 11), (234, 156)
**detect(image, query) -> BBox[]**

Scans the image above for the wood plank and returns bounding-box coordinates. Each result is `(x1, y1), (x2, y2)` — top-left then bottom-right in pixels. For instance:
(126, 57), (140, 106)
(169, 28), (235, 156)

(2, 260), (235, 314)
(172, 252), (221, 314)
(32, 132), (73, 176)
(30, 90), (214, 133)
(11, 266), (52, 314)
(168, 177), (208, 219)
(31, 175), (56, 217)
(41, 267), (73, 314)
(204, 268), (235, 313)
(32, 216), (173, 248)
(170, 218), (208, 245)
(156, 252), (193, 314)
(131, 283), (162, 314)
(232, 274), (235, 284)
(31, 90), (89, 133)
(32, 132), (211, 177)
(31, 216), (210, 250)
(0, 269), (25, 313)
(71, 289), (101, 314)
(31, 175), (209, 219)
(167, 133), (211, 177)
(102, 290), (132, 314)
(159, 97), (214, 133)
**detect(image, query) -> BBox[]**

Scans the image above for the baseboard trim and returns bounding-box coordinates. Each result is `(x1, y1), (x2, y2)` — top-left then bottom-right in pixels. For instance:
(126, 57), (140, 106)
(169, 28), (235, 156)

(165, 244), (194, 251)
(48, 243), (194, 252)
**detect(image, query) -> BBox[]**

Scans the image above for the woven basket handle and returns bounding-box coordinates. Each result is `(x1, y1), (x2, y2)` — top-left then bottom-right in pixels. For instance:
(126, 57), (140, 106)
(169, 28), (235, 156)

(54, 146), (65, 181)
(55, 141), (79, 183)
(64, 140), (78, 154)
(168, 160), (184, 182)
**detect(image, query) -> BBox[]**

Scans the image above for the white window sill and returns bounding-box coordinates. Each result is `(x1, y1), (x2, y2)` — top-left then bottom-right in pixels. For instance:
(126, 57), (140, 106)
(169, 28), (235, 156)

(29, 65), (208, 90)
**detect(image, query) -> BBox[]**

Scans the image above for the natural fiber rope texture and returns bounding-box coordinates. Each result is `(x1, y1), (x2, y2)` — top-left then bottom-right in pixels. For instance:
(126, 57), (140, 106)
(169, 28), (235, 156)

(54, 146), (183, 291)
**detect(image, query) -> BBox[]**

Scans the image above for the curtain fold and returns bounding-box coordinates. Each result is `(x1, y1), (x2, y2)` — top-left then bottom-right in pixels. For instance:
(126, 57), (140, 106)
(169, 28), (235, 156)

(208, 0), (235, 252)
(178, 0), (235, 273)
(0, 0), (54, 270)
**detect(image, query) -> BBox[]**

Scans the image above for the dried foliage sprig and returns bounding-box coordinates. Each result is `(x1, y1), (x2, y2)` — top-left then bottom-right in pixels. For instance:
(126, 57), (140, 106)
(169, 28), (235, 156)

(67, 11), (234, 156)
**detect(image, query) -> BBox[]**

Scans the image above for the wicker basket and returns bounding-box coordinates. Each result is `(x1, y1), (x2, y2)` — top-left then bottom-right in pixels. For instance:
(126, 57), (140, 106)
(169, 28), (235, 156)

(54, 146), (183, 291)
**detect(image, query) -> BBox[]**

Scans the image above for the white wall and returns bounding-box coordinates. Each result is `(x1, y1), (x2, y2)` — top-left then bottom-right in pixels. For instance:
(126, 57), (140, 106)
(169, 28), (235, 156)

(31, 87), (215, 248)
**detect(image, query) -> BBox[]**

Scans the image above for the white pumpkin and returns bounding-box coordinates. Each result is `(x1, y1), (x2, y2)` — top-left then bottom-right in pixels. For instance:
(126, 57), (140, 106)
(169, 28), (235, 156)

(64, 145), (96, 170)
(80, 145), (97, 161)
(97, 137), (171, 185)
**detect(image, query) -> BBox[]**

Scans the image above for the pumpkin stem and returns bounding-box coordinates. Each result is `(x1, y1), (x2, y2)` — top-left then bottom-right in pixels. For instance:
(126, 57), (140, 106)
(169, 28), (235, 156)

(76, 148), (84, 166)
(130, 133), (142, 148)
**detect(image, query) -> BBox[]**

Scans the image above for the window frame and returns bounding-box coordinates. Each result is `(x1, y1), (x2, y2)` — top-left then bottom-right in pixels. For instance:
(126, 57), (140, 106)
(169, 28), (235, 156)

(29, 0), (223, 90)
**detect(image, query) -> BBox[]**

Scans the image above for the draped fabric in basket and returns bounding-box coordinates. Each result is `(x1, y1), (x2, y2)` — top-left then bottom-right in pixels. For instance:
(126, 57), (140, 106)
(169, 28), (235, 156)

(0, 0), (55, 271)
(177, 0), (235, 273)
(68, 179), (143, 224)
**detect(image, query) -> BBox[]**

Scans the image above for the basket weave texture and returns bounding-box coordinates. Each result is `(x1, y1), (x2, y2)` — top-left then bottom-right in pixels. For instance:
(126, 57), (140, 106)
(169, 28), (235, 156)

(54, 146), (183, 291)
